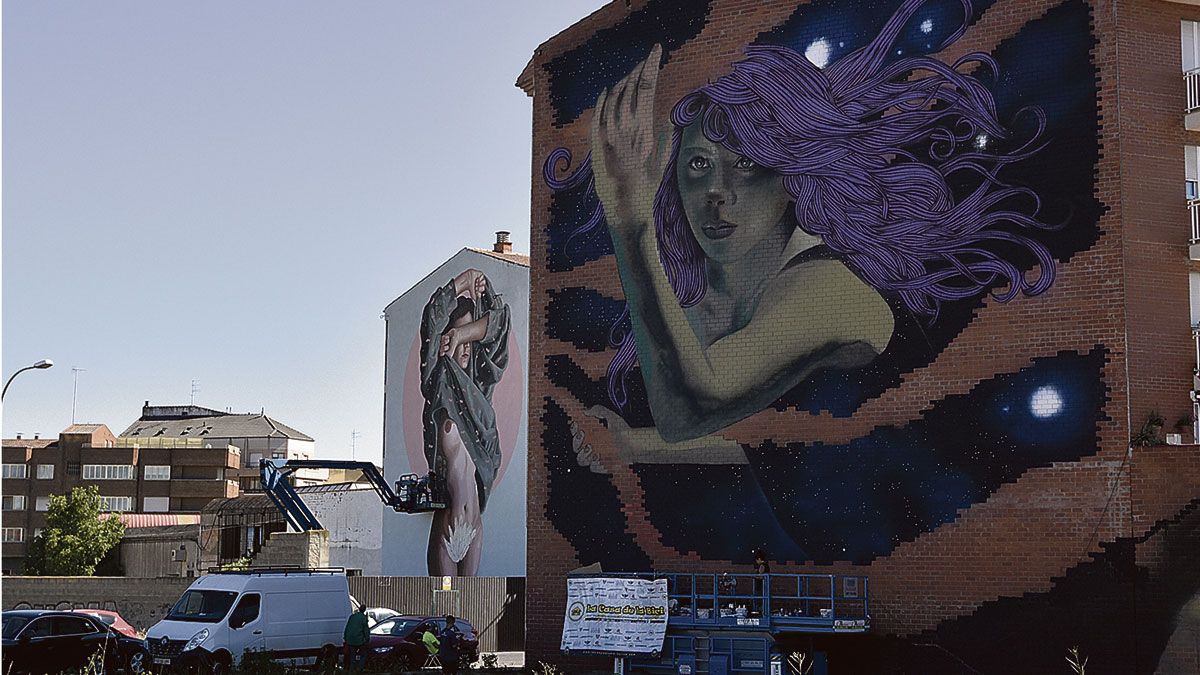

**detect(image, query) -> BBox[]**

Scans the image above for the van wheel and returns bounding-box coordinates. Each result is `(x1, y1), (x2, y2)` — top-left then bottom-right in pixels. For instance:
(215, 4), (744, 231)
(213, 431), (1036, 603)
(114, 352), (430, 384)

(314, 645), (338, 673)
(194, 652), (230, 675)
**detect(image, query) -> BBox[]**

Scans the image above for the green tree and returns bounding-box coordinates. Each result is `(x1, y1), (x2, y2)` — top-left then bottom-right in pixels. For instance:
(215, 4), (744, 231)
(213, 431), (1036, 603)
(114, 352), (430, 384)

(24, 486), (125, 576)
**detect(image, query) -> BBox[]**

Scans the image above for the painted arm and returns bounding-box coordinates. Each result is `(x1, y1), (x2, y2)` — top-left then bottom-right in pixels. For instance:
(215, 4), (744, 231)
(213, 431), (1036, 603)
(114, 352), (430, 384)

(583, 405), (747, 465)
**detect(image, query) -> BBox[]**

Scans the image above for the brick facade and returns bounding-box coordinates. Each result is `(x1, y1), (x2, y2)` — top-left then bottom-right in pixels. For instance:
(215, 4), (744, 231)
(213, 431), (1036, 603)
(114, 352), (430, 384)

(522, 0), (1200, 672)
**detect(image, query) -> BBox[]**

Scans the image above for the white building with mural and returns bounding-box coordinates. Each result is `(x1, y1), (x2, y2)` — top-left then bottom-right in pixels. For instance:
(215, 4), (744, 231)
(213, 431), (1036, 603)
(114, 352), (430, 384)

(382, 232), (528, 576)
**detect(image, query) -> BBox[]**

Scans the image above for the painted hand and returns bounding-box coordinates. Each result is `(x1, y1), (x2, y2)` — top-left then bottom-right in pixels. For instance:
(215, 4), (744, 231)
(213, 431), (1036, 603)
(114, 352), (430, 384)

(590, 44), (668, 237)
(439, 328), (463, 357)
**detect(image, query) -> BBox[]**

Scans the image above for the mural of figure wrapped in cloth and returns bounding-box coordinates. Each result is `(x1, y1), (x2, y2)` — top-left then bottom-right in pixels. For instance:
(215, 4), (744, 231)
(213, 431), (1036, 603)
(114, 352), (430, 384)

(419, 268), (511, 576)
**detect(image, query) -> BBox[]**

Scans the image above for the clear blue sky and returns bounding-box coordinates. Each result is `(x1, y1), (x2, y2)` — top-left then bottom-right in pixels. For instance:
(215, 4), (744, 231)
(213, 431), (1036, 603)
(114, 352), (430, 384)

(3, 1), (605, 464)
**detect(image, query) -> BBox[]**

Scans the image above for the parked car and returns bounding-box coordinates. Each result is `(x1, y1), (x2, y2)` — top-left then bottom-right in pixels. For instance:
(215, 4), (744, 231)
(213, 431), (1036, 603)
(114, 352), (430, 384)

(364, 615), (479, 671)
(71, 608), (142, 638)
(365, 607), (399, 627)
(144, 569), (351, 673)
(2, 609), (149, 675)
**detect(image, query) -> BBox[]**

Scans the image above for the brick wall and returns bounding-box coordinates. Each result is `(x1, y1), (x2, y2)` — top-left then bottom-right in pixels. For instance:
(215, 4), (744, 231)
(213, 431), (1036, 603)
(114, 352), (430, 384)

(524, 0), (1200, 672)
(4, 576), (192, 632)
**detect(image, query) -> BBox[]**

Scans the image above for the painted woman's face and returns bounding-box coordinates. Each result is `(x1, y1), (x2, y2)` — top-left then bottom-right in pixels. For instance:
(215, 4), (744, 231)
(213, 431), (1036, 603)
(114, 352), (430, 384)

(676, 123), (793, 263)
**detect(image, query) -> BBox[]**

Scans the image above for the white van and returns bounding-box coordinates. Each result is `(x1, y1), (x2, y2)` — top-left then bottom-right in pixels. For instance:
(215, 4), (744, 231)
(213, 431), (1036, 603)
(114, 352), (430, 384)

(145, 569), (352, 673)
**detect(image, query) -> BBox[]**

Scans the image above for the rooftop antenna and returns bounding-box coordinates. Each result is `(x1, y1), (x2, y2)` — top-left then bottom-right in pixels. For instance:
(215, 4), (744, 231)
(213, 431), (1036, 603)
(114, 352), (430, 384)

(191, 379), (200, 406)
(351, 430), (362, 461)
(71, 367), (87, 424)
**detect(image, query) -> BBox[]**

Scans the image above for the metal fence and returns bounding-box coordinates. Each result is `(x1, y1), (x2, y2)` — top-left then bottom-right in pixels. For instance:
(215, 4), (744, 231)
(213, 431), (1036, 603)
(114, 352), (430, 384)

(1187, 69), (1200, 115)
(347, 576), (525, 652)
(1190, 199), (1200, 243)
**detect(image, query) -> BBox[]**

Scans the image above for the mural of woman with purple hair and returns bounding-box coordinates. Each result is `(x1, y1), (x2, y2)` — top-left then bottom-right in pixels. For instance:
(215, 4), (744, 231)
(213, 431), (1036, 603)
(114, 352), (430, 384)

(545, 0), (1056, 446)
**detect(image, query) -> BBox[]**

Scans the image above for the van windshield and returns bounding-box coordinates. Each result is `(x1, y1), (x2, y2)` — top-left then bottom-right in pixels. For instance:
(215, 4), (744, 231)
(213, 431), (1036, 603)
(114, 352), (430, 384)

(166, 590), (239, 623)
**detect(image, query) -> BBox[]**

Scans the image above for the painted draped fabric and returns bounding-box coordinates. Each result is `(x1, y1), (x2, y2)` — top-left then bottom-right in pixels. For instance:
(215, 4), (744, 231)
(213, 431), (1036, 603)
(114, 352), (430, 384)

(419, 279), (510, 511)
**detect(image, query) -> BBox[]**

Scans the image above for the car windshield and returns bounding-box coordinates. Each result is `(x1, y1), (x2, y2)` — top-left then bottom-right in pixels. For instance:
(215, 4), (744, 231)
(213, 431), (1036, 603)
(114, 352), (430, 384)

(166, 590), (238, 623)
(2, 616), (31, 639)
(369, 618), (420, 636)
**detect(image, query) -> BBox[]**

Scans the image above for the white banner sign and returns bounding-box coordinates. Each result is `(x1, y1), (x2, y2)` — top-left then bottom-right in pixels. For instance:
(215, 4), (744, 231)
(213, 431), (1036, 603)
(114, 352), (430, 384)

(561, 577), (668, 655)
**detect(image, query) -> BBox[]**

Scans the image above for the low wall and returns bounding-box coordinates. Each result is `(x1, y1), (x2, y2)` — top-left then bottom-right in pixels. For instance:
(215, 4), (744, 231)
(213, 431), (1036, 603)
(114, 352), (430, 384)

(349, 576), (526, 652)
(4, 575), (527, 652)
(4, 576), (193, 631)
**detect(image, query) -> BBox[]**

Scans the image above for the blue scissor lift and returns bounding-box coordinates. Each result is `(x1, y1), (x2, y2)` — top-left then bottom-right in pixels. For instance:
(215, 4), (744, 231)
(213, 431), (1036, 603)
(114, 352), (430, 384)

(601, 572), (869, 675)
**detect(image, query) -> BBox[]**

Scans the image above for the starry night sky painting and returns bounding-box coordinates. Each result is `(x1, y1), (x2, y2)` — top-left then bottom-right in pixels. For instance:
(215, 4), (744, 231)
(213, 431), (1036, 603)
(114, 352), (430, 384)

(540, 0), (1104, 568)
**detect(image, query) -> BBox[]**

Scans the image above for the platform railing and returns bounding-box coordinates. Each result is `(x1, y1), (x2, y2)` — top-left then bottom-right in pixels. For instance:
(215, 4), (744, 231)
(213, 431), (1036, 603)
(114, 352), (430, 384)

(606, 572), (869, 633)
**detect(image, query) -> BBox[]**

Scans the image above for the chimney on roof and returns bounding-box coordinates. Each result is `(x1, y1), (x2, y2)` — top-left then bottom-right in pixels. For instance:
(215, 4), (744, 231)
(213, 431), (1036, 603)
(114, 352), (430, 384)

(493, 231), (512, 254)
(15, 433), (22, 440)
(33, 434), (39, 440)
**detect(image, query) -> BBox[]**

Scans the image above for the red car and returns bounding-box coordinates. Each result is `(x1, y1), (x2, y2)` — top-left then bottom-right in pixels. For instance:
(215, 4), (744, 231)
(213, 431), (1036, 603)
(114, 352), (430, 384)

(69, 609), (140, 639)
(364, 615), (479, 671)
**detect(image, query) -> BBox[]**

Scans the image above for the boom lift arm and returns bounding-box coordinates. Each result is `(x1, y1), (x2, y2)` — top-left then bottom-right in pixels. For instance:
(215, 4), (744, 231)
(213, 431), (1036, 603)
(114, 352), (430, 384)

(259, 458), (445, 532)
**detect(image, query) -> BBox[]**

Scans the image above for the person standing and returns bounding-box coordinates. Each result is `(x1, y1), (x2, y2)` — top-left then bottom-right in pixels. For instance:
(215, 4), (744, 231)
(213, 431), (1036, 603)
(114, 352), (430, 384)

(342, 604), (370, 671)
(752, 549), (770, 617)
(437, 615), (464, 674)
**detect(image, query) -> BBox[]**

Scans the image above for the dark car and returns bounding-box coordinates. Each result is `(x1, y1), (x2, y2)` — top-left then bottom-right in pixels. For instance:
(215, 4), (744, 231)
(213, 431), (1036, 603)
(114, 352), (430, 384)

(364, 615), (479, 671)
(2, 609), (150, 675)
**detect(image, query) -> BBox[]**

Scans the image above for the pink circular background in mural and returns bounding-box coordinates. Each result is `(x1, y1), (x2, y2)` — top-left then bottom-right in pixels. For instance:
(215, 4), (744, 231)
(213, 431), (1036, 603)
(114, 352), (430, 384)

(402, 323), (523, 488)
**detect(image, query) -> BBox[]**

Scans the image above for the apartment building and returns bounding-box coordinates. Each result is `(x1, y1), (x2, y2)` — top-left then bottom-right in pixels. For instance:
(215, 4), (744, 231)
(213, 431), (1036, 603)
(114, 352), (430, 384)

(1, 423), (239, 574)
(524, 0), (1200, 671)
(119, 402), (325, 492)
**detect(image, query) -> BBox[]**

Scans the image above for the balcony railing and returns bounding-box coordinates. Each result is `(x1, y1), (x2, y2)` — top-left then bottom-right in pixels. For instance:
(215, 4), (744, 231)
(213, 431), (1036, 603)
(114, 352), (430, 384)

(1187, 68), (1200, 114)
(1190, 199), (1200, 244)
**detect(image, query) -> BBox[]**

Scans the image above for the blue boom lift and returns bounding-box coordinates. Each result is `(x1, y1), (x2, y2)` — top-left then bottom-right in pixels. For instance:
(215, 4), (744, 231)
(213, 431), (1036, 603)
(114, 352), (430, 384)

(572, 572), (869, 675)
(259, 458), (445, 532)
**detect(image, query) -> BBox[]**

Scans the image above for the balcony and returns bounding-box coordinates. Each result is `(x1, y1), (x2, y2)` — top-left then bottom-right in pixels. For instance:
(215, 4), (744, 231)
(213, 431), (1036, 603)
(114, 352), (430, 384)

(1188, 68), (1200, 130)
(1190, 200), (1200, 260)
(169, 478), (239, 500)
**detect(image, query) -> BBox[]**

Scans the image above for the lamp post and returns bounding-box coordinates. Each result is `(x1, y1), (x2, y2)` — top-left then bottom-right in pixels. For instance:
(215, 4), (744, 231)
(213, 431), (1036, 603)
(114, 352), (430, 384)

(2, 359), (54, 401)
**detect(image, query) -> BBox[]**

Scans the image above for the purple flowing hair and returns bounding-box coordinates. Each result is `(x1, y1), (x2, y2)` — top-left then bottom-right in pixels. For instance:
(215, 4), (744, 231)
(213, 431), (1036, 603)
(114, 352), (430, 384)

(544, 0), (1057, 410)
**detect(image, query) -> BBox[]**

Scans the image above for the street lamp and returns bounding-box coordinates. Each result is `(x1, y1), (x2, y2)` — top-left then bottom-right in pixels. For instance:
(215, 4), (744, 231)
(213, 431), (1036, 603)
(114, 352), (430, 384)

(2, 359), (54, 401)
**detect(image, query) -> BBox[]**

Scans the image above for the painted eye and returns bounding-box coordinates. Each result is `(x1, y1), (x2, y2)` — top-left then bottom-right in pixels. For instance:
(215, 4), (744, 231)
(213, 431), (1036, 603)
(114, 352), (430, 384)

(688, 156), (711, 171)
(734, 156), (757, 171)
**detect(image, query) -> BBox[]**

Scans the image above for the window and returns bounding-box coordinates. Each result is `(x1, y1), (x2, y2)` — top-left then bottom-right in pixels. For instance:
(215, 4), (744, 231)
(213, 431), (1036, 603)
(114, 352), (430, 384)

(143, 497), (170, 513)
(1185, 21), (1200, 72)
(51, 616), (97, 636)
(2, 496), (26, 511)
(66, 462), (80, 477)
(82, 464), (135, 480)
(1, 528), (24, 543)
(143, 465), (171, 481)
(35, 497), (51, 512)
(35, 464), (54, 480)
(1, 464), (28, 479)
(1192, 272), (1200, 328)
(228, 593), (260, 628)
(1188, 147), (1200, 200)
(98, 496), (133, 512)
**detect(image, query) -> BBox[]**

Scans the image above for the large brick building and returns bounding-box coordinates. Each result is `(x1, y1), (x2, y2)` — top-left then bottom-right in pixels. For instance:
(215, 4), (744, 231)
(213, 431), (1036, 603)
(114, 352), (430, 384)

(1, 424), (239, 574)
(520, 0), (1200, 672)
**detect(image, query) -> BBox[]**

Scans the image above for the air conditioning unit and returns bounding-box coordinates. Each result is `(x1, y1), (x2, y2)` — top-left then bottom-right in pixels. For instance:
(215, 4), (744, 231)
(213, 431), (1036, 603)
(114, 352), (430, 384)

(170, 545), (188, 562)
(1166, 433), (1184, 445)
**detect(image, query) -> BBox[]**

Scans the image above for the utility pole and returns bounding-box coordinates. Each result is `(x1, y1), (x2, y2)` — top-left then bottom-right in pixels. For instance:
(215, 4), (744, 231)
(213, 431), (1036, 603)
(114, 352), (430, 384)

(70, 367), (86, 424)
(351, 430), (362, 461)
